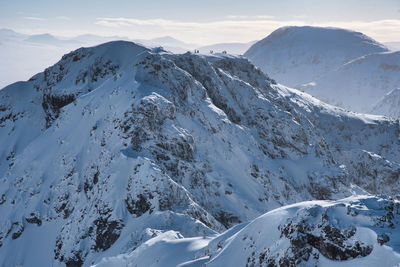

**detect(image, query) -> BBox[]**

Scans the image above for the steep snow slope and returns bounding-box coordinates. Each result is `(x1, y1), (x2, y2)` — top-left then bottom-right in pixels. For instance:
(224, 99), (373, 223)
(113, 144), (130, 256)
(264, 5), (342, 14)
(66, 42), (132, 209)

(244, 26), (388, 87)
(95, 195), (400, 267)
(300, 51), (400, 113)
(299, 51), (400, 115)
(0, 41), (400, 266)
(370, 88), (400, 118)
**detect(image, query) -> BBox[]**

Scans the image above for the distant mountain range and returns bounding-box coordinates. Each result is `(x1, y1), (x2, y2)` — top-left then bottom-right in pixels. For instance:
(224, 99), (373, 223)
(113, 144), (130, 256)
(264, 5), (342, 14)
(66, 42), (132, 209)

(0, 29), (254, 89)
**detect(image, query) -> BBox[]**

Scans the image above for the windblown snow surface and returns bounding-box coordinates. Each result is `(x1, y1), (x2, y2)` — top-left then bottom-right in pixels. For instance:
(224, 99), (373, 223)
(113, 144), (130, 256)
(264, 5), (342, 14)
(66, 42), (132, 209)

(0, 41), (399, 266)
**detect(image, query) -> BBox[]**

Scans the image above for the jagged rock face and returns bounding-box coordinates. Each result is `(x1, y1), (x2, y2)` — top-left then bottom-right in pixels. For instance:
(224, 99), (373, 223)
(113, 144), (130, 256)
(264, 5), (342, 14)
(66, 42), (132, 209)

(0, 41), (400, 266)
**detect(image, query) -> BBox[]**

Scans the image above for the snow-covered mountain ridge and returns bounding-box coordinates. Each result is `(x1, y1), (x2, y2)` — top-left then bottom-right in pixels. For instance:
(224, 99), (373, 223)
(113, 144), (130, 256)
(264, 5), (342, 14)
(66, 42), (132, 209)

(299, 51), (400, 113)
(244, 26), (388, 88)
(244, 26), (400, 116)
(96, 195), (400, 267)
(0, 41), (400, 266)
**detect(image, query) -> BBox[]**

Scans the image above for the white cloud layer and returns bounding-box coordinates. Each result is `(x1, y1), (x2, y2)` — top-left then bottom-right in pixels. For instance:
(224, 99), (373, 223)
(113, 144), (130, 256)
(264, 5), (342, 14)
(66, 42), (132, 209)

(94, 17), (400, 44)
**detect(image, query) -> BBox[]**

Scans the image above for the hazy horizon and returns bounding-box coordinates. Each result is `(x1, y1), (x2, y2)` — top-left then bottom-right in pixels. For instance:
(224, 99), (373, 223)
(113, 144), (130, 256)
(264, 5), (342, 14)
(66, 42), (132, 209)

(1, 0), (399, 45)
(1, 23), (399, 89)
(2, 25), (400, 47)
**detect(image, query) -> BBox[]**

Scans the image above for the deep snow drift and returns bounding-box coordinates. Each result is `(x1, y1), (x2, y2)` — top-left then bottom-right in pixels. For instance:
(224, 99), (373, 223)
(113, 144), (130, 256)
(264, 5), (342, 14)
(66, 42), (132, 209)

(0, 41), (399, 266)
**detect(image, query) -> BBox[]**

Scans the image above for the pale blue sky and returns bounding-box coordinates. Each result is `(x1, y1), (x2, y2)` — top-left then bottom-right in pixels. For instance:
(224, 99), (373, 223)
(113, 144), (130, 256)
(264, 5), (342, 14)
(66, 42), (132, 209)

(1, 0), (399, 44)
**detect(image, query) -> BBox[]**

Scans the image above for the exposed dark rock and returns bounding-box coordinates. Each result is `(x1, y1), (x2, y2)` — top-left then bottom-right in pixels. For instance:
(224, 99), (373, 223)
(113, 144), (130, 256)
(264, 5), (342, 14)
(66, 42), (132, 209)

(9, 222), (24, 240)
(89, 58), (119, 82)
(125, 194), (153, 217)
(0, 105), (7, 112)
(93, 218), (123, 251)
(306, 233), (372, 260)
(377, 233), (390, 245)
(280, 219), (372, 264)
(93, 169), (99, 185)
(0, 112), (22, 126)
(155, 137), (194, 161)
(25, 213), (42, 226)
(215, 211), (241, 228)
(42, 93), (76, 128)
(54, 193), (73, 219)
(65, 252), (84, 267)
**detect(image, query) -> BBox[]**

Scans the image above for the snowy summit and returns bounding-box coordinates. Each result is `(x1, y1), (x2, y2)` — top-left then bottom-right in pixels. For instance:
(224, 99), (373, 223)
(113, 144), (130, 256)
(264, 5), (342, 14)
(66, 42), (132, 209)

(244, 26), (388, 87)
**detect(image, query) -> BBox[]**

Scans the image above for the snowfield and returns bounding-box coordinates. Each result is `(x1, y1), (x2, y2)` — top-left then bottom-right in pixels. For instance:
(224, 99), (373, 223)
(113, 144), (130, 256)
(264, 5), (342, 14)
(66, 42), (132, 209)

(0, 40), (399, 266)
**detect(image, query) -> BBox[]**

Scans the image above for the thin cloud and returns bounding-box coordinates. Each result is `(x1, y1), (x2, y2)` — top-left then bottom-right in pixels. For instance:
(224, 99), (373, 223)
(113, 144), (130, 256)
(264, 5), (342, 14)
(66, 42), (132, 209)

(55, 16), (71, 21)
(293, 15), (309, 19)
(226, 15), (249, 19)
(318, 20), (400, 42)
(94, 17), (298, 30)
(94, 17), (400, 43)
(94, 17), (301, 44)
(23, 16), (46, 21)
(225, 15), (275, 19)
(255, 15), (276, 19)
